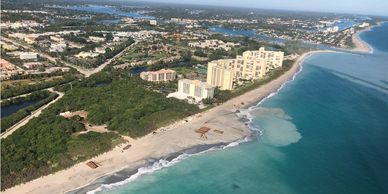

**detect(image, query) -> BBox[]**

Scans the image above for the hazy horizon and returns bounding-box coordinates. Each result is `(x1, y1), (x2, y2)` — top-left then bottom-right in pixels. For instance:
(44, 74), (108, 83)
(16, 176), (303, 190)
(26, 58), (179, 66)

(141, 0), (388, 16)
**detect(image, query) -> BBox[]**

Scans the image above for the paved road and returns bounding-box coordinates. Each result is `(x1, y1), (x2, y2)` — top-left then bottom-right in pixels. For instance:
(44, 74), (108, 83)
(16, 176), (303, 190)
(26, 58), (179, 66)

(1, 37), (138, 77)
(84, 40), (138, 77)
(0, 88), (64, 139)
(0, 38), (138, 138)
(0, 80), (73, 102)
(0, 92), (33, 102)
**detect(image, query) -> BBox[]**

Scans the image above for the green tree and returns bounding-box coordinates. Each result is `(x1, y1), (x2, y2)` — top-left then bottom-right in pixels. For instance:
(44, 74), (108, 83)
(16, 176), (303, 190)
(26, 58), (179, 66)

(105, 32), (114, 41)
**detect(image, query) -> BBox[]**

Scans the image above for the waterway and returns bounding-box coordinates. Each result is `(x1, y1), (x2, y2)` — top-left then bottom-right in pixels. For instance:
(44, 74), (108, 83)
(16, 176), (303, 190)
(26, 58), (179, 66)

(1, 99), (41, 118)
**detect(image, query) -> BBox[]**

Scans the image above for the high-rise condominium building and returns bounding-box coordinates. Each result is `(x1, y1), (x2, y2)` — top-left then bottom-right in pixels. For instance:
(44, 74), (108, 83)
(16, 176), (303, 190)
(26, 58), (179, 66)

(207, 47), (284, 90)
(178, 79), (215, 101)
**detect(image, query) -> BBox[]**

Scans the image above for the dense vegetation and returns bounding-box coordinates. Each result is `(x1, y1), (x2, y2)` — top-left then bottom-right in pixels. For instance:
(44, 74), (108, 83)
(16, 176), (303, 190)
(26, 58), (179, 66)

(60, 38), (134, 69)
(1, 91), (59, 132)
(1, 90), (50, 107)
(8, 70), (69, 80)
(1, 73), (77, 99)
(1, 119), (121, 190)
(55, 77), (199, 137)
(1, 75), (199, 189)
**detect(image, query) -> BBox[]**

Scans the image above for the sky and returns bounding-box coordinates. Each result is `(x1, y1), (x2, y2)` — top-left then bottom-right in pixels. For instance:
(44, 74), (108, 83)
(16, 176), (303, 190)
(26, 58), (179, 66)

(143, 0), (388, 16)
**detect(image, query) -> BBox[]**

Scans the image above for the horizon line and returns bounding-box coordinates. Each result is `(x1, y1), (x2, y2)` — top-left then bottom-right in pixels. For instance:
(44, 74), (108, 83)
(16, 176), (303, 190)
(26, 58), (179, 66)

(138, 0), (388, 17)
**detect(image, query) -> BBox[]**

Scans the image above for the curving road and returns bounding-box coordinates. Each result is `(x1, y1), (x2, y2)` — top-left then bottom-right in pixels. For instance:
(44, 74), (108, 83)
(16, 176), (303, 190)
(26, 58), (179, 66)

(0, 37), (138, 139)
(0, 88), (64, 139)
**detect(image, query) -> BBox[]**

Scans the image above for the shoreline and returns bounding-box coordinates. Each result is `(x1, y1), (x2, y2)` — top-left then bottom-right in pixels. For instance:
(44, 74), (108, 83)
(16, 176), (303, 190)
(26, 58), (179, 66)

(351, 23), (381, 53)
(68, 141), (253, 194)
(75, 50), (330, 194)
(2, 49), (330, 194)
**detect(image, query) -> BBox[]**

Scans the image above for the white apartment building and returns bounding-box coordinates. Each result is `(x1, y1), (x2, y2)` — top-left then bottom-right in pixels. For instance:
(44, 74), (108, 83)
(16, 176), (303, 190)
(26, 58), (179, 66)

(188, 39), (240, 51)
(75, 51), (99, 58)
(149, 20), (157, 25)
(207, 47), (284, 90)
(140, 69), (176, 82)
(176, 79), (215, 101)
(19, 52), (38, 60)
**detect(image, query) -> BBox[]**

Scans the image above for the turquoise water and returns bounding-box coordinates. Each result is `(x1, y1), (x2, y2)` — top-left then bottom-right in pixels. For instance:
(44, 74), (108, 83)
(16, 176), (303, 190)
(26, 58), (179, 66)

(92, 23), (388, 194)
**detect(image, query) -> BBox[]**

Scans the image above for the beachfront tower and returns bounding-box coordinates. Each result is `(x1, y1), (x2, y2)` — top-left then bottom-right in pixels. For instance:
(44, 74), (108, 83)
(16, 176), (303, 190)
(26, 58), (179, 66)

(206, 47), (284, 90)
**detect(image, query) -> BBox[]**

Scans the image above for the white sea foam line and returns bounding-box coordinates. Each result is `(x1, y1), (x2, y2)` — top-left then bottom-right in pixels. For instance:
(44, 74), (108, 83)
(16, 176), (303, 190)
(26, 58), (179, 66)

(86, 137), (251, 194)
(356, 22), (383, 54)
(258, 57), (305, 107)
(238, 52), (316, 137)
(87, 110), (258, 193)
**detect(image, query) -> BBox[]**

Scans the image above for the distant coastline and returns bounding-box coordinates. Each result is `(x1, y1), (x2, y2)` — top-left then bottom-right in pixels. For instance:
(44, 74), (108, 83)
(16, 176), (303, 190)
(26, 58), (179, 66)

(351, 22), (386, 53)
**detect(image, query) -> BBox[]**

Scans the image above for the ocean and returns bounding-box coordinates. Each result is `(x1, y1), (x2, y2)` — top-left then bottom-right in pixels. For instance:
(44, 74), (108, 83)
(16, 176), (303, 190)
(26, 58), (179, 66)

(88, 22), (388, 194)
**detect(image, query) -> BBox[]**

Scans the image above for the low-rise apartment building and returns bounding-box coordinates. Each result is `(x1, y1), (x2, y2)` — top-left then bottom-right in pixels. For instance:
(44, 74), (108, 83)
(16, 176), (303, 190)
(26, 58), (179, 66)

(188, 39), (240, 51)
(19, 52), (38, 60)
(75, 51), (99, 58)
(23, 62), (44, 69)
(140, 69), (177, 82)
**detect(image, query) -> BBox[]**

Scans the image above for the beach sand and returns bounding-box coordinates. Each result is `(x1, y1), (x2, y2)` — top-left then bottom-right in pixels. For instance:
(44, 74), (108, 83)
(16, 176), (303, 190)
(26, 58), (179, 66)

(352, 27), (373, 53)
(2, 50), (324, 194)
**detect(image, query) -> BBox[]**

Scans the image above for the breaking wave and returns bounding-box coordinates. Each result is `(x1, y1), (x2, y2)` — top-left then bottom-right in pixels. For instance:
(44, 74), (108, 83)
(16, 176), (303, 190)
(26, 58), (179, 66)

(87, 137), (251, 194)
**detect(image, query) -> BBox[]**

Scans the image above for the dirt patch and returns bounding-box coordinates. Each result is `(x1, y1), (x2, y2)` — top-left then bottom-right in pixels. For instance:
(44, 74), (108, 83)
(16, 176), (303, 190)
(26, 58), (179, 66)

(60, 110), (109, 134)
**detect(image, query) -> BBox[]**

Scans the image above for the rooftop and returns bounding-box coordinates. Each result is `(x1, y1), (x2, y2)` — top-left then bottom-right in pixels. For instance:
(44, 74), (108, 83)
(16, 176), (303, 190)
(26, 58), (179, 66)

(142, 68), (176, 74)
(179, 79), (214, 89)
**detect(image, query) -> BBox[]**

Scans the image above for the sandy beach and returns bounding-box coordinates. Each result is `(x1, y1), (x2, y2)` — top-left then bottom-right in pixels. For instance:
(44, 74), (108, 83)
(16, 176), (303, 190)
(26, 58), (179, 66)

(3, 50), (324, 194)
(352, 27), (373, 53)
